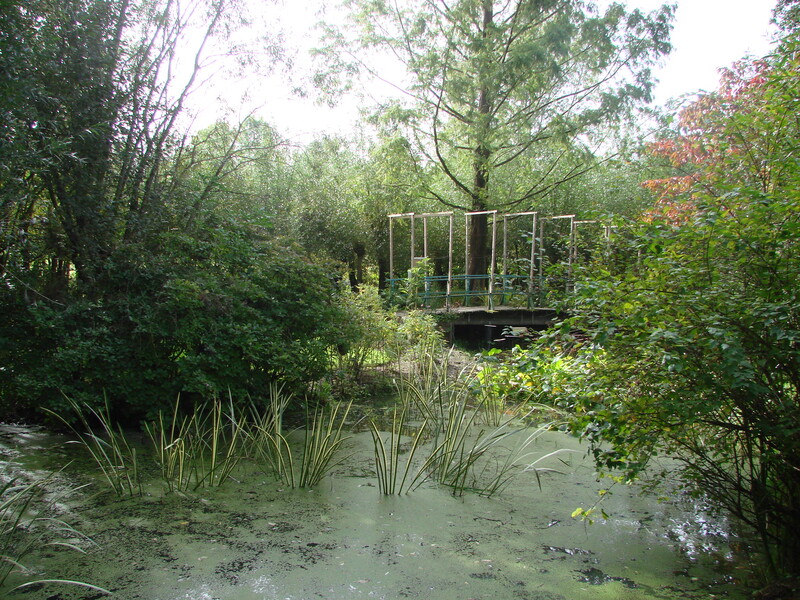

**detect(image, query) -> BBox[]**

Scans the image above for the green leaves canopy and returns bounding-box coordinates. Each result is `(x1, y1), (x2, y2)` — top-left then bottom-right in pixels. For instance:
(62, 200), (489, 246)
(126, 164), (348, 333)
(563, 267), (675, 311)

(323, 0), (674, 212)
(544, 43), (800, 576)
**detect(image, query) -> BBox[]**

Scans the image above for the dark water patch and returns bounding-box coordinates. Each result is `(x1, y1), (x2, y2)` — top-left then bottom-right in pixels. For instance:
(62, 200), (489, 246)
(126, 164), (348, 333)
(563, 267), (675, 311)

(577, 566), (638, 588)
(470, 571), (497, 579)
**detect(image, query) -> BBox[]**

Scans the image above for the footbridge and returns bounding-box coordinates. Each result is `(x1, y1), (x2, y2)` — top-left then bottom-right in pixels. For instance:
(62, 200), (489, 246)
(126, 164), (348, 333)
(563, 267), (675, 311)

(387, 210), (611, 341)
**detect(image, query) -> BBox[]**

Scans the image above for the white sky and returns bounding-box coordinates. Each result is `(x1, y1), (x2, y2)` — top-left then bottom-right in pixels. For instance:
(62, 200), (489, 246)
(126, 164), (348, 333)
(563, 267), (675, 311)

(629, 0), (777, 104)
(202, 0), (779, 144)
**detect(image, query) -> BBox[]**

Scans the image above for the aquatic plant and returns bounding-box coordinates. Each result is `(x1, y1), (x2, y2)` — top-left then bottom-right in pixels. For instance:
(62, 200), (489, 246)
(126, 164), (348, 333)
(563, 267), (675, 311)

(417, 390), (478, 493)
(192, 396), (243, 489)
(46, 399), (141, 497)
(248, 383), (297, 487)
(298, 401), (353, 488)
(370, 407), (428, 495)
(257, 400), (353, 489)
(145, 399), (190, 493)
(0, 471), (110, 595)
(480, 420), (575, 497)
(245, 383), (291, 460)
(389, 342), (570, 497)
(145, 395), (242, 492)
(396, 346), (454, 433)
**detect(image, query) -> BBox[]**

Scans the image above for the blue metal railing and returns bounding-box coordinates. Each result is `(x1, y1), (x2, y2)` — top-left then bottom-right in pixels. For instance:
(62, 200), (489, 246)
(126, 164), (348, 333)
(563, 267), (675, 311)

(387, 273), (568, 309)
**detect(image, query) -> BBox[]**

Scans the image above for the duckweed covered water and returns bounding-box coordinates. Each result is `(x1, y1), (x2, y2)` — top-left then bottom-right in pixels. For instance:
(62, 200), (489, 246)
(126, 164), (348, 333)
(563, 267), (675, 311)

(0, 422), (756, 599)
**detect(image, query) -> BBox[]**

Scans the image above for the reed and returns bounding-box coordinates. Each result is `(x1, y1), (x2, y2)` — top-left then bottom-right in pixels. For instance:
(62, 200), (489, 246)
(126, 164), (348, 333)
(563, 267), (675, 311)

(145, 395), (242, 492)
(394, 346), (573, 497)
(369, 407), (428, 495)
(472, 419), (569, 497)
(255, 399), (353, 489)
(192, 396), (243, 489)
(415, 393), (483, 494)
(298, 401), (353, 488)
(145, 398), (191, 492)
(0, 472), (109, 595)
(46, 399), (141, 497)
(245, 383), (292, 466)
(397, 348), (454, 433)
(261, 430), (296, 488)
(247, 383), (295, 486)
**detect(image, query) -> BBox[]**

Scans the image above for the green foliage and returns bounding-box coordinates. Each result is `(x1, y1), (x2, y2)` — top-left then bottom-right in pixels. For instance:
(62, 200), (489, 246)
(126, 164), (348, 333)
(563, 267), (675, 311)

(1, 224), (347, 419)
(329, 284), (397, 385)
(145, 396), (243, 493)
(473, 346), (583, 408)
(0, 0), (350, 421)
(390, 311), (445, 368)
(503, 44), (800, 576)
(322, 0), (674, 276)
(393, 258), (434, 308)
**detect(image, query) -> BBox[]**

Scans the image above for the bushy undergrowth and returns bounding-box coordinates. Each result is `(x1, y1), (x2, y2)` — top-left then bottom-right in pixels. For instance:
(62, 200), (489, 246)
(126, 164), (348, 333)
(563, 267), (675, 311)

(0, 237), (348, 423)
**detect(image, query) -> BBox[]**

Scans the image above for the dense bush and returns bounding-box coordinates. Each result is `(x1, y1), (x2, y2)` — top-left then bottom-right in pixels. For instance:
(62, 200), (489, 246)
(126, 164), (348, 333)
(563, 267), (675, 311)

(499, 45), (800, 577)
(0, 230), (347, 421)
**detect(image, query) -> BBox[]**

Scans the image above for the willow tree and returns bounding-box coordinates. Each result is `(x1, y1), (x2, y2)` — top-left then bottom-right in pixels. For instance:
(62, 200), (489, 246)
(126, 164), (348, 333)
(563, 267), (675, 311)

(319, 0), (673, 277)
(0, 0), (252, 296)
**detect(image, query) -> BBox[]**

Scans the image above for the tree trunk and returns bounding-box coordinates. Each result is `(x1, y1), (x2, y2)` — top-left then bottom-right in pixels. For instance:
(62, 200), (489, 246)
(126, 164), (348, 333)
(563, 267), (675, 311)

(467, 0), (494, 283)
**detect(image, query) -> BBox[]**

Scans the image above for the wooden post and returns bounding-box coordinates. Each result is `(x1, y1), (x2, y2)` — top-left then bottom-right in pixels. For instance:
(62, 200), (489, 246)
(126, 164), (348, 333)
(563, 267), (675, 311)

(502, 214), (508, 301)
(423, 215), (428, 260)
(389, 216), (394, 282)
(410, 213), (415, 269)
(529, 212), (537, 301)
(464, 213), (470, 299)
(447, 213), (454, 307)
(568, 216), (576, 292)
(538, 217), (545, 284)
(489, 211), (497, 307)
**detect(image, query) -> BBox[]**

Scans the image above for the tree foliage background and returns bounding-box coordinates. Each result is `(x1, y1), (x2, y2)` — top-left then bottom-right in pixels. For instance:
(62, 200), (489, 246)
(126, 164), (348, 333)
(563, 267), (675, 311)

(0, 0), (349, 420)
(507, 32), (800, 576)
(317, 0), (673, 276)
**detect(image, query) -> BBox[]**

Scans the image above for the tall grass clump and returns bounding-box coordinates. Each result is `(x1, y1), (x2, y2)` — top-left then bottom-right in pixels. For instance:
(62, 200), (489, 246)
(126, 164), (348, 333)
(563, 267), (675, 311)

(245, 382), (291, 465)
(145, 395), (242, 492)
(370, 407), (428, 495)
(46, 399), (141, 497)
(0, 472), (110, 595)
(247, 383), (296, 486)
(249, 389), (353, 489)
(385, 338), (570, 497)
(298, 401), (352, 488)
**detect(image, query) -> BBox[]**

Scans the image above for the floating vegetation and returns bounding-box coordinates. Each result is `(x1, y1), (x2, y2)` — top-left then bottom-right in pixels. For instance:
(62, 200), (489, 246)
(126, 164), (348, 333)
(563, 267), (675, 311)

(0, 470), (109, 595)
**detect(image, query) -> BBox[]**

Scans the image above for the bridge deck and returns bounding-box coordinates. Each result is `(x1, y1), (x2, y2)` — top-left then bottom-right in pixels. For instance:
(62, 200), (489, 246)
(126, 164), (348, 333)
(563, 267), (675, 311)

(428, 305), (558, 328)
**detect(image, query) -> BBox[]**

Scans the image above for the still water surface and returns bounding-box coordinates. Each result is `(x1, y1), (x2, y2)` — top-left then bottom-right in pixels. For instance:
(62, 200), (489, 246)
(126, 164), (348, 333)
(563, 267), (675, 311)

(0, 422), (755, 599)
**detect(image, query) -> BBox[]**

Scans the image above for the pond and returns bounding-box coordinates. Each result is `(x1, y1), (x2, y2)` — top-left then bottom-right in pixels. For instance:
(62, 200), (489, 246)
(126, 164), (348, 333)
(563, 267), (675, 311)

(0, 419), (756, 600)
